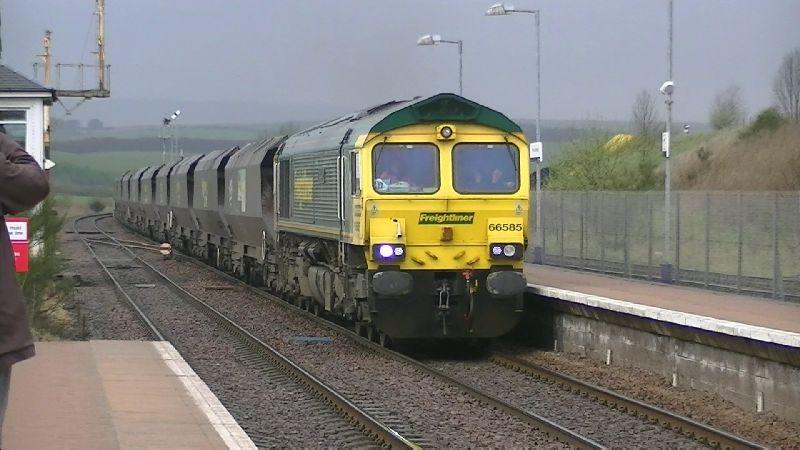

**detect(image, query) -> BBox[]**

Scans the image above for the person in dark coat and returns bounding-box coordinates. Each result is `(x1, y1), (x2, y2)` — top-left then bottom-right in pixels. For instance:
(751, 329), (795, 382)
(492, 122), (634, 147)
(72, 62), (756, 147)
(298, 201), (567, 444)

(0, 132), (49, 443)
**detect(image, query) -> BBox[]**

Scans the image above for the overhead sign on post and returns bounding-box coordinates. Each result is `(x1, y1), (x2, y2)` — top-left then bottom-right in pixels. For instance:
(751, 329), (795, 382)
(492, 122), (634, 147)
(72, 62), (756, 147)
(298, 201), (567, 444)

(5, 217), (29, 273)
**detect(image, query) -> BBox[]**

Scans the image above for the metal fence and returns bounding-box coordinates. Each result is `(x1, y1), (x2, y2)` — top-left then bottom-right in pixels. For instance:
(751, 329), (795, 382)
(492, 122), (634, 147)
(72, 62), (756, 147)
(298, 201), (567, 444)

(528, 191), (800, 302)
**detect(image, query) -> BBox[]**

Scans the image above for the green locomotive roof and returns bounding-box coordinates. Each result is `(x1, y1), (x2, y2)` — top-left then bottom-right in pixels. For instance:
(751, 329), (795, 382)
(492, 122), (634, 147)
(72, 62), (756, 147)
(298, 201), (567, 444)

(370, 93), (522, 134)
(279, 93), (523, 157)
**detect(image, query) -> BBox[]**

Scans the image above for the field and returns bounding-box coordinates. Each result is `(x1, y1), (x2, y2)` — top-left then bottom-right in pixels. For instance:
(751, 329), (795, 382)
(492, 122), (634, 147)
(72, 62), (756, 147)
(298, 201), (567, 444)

(51, 151), (166, 197)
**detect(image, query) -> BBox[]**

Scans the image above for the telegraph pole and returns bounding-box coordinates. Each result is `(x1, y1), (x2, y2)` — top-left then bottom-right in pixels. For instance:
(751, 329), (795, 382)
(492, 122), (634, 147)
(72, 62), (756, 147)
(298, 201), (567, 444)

(96, 0), (106, 91)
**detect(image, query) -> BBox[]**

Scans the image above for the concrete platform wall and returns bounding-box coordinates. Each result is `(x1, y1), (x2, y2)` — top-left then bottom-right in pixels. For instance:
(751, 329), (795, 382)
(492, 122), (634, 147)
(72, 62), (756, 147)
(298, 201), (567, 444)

(517, 297), (800, 422)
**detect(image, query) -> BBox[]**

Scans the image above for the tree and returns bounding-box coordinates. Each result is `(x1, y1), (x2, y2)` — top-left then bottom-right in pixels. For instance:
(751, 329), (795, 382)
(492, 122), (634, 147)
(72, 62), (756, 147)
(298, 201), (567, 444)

(773, 48), (800, 120)
(87, 118), (104, 130)
(631, 90), (660, 137)
(709, 85), (746, 130)
(88, 198), (106, 213)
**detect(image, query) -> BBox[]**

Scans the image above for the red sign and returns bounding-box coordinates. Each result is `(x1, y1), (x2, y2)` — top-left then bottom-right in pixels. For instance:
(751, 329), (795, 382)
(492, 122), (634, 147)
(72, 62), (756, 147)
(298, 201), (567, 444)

(11, 241), (29, 272)
(5, 217), (29, 273)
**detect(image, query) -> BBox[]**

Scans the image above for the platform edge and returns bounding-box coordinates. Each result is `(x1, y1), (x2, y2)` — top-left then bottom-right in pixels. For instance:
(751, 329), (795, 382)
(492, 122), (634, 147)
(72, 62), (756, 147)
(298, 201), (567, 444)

(527, 283), (800, 348)
(152, 341), (256, 450)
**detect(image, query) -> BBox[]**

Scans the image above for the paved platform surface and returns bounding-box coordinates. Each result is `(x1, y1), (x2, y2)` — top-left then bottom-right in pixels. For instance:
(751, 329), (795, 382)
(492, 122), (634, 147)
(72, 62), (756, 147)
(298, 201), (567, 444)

(3, 340), (254, 449)
(525, 264), (800, 347)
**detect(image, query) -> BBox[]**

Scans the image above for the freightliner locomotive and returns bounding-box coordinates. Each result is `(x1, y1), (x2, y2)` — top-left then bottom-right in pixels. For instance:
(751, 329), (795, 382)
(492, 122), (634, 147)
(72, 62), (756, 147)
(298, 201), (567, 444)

(116, 93), (530, 344)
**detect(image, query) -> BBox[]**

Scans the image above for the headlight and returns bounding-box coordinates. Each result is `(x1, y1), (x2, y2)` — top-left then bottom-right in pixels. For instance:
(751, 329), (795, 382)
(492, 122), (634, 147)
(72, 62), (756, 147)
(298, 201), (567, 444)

(489, 243), (523, 260)
(373, 243), (406, 262)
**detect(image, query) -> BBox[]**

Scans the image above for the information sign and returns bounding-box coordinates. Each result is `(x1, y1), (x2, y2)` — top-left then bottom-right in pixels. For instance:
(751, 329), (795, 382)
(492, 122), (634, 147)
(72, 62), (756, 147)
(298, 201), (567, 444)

(5, 217), (29, 273)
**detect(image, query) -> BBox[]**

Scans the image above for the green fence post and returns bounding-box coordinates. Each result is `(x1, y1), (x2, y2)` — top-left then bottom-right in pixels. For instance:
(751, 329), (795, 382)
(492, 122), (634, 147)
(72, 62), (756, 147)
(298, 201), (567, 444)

(705, 192), (711, 289)
(773, 192), (784, 300)
(674, 192), (681, 283)
(580, 192), (585, 269)
(624, 193), (630, 278)
(737, 192), (743, 293)
(648, 194), (654, 280)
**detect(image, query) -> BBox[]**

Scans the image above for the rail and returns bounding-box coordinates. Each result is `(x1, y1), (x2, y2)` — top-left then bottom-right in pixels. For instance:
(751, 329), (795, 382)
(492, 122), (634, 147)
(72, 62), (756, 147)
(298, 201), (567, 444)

(167, 245), (605, 449)
(489, 353), (764, 450)
(87, 215), (418, 450)
(72, 214), (164, 340)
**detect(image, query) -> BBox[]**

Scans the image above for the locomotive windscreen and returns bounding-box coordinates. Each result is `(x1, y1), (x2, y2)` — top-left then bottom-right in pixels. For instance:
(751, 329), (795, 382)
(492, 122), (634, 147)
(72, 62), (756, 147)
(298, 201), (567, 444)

(372, 144), (438, 194)
(453, 143), (520, 194)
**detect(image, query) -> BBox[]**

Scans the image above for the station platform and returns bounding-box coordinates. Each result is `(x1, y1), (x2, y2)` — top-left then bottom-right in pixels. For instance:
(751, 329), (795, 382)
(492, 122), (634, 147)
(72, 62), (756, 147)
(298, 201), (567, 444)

(524, 264), (800, 348)
(3, 340), (254, 449)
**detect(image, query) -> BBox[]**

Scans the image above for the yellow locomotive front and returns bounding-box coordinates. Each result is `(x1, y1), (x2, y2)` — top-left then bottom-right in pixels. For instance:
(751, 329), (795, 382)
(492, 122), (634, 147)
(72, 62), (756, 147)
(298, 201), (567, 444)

(357, 117), (530, 339)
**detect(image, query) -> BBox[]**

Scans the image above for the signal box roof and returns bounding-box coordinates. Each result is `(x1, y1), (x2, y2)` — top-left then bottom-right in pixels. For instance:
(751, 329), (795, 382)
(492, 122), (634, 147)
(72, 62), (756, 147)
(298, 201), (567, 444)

(0, 64), (56, 100)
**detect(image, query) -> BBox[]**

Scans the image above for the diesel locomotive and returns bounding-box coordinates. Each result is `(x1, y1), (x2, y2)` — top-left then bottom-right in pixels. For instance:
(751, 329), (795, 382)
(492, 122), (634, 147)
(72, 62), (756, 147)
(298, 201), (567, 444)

(116, 93), (530, 343)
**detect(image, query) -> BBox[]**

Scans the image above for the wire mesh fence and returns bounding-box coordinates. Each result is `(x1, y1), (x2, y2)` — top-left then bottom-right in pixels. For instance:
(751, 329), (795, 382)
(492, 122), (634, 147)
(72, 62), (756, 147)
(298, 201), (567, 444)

(528, 191), (800, 302)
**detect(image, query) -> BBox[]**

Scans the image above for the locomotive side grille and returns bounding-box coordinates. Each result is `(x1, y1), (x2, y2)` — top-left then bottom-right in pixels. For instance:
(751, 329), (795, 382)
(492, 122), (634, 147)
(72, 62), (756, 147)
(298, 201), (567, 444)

(290, 151), (339, 227)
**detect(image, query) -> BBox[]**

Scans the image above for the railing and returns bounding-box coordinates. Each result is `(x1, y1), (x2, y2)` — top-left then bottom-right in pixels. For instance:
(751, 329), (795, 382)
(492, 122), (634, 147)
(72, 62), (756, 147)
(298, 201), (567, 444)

(528, 191), (800, 302)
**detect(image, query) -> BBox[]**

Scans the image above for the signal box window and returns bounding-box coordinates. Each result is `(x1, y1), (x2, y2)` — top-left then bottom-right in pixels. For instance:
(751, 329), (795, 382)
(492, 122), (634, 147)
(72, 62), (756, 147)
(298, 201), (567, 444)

(453, 143), (519, 194)
(372, 144), (438, 194)
(0, 110), (26, 148)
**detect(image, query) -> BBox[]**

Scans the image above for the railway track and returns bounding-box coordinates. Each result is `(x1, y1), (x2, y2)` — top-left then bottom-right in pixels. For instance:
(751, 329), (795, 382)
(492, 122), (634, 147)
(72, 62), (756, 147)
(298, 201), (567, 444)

(75, 214), (417, 449)
(488, 354), (763, 450)
(167, 255), (764, 449)
(73, 214), (164, 340)
(107, 216), (763, 449)
(109, 219), (599, 448)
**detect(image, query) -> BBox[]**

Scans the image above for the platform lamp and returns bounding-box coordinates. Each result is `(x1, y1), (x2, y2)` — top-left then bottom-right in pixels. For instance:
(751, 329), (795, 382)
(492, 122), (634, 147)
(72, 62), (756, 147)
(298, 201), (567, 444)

(417, 34), (463, 96)
(486, 3), (544, 263)
(161, 109), (181, 162)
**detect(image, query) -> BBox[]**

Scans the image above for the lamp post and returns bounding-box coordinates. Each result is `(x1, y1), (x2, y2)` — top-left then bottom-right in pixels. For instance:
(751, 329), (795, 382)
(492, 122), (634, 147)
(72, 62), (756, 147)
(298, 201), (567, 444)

(417, 34), (463, 95)
(486, 3), (544, 263)
(161, 109), (181, 162)
(660, 0), (674, 283)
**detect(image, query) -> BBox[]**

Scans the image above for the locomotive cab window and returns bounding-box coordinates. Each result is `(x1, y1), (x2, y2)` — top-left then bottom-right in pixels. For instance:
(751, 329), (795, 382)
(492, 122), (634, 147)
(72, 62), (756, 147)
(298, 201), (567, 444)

(453, 143), (520, 194)
(372, 144), (438, 194)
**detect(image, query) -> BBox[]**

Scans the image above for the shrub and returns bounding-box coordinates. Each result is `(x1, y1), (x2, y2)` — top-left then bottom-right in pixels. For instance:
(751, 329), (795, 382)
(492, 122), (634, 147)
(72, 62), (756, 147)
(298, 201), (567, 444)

(740, 108), (784, 138)
(546, 135), (660, 191)
(16, 197), (74, 337)
(88, 198), (106, 213)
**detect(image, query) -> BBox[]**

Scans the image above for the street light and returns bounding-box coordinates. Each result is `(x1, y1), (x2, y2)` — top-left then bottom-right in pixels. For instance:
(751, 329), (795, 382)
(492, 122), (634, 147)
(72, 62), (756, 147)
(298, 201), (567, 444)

(660, 0), (675, 283)
(486, 3), (545, 263)
(161, 109), (182, 162)
(417, 34), (463, 96)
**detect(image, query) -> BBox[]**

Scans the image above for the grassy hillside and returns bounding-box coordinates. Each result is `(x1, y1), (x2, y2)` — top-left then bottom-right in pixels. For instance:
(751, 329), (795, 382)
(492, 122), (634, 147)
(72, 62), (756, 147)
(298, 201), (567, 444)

(673, 122), (800, 190)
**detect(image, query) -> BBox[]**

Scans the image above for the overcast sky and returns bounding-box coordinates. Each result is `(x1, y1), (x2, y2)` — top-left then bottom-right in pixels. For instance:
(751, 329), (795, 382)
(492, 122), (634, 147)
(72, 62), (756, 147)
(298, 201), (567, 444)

(2, 0), (799, 126)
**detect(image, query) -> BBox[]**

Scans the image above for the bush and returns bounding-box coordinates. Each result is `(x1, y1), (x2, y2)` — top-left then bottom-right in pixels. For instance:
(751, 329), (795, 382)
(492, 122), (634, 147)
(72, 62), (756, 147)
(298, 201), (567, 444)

(88, 199), (106, 213)
(740, 108), (784, 138)
(546, 135), (660, 191)
(16, 197), (74, 337)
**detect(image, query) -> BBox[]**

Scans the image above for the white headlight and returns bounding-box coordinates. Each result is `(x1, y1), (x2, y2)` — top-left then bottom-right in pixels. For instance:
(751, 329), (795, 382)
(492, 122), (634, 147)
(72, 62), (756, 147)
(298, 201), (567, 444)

(492, 245), (503, 256)
(394, 246), (404, 256)
(379, 244), (394, 258)
(503, 244), (516, 257)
